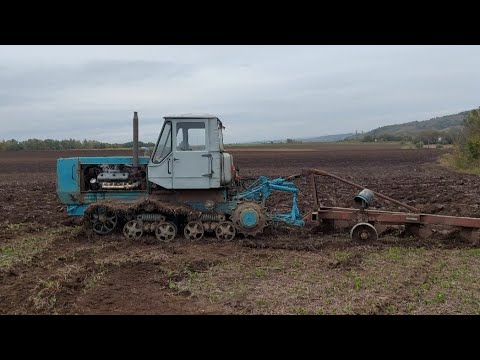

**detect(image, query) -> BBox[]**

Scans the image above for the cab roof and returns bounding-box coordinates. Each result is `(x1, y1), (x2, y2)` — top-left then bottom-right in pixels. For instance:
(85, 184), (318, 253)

(163, 113), (219, 120)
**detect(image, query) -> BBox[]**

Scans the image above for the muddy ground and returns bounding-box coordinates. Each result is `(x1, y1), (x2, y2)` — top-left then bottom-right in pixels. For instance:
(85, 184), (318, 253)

(1, 145), (480, 314)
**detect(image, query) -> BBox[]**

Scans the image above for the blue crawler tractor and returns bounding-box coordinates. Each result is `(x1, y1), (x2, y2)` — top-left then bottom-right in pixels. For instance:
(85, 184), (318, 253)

(57, 113), (304, 241)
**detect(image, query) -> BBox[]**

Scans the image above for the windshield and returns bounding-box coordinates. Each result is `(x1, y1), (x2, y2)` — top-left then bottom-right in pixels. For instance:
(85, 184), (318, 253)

(218, 120), (224, 151)
(152, 121), (172, 163)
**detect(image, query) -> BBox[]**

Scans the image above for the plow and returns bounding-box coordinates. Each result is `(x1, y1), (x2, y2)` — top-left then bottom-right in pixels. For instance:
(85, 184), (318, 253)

(57, 113), (480, 243)
(302, 168), (480, 242)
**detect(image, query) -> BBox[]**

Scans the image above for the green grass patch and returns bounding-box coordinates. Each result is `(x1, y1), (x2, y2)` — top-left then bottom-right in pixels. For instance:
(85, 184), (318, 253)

(440, 152), (480, 175)
(334, 250), (351, 262)
(349, 270), (364, 291)
(466, 248), (480, 258)
(0, 226), (72, 269)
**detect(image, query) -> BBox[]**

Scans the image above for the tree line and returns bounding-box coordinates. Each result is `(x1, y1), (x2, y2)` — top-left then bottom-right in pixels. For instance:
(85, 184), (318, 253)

(360, 128), (462, 145)
(0, 138), (155, 151)
(446, 108), (480, 171)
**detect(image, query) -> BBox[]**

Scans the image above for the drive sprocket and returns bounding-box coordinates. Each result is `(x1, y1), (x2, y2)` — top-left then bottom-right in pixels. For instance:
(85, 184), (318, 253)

(231, 200), (268, 237)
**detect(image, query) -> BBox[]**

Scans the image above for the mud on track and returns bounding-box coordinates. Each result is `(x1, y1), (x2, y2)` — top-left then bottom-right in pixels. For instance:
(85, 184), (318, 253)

(1, 145), (480, 314)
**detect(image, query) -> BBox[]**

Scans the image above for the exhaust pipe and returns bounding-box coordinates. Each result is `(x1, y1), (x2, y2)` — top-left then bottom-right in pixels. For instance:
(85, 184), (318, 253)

(133, 111), (139, 167)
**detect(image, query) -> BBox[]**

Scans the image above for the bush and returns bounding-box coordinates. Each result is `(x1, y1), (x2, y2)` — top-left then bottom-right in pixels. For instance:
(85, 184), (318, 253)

(443, 108), (480, 173)
(415, 141), (424, 149)
(465, 134), (480, 159)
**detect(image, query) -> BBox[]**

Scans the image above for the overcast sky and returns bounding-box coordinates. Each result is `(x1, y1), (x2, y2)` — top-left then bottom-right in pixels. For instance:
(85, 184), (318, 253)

(0, 45), (479, 144)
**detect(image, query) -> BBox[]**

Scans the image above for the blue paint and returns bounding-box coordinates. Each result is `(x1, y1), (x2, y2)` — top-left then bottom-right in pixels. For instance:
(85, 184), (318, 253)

(57, 155), (305, 227)
(56, 156), (149, 216)
(354, 189), (374, 209)
(77, 156), (150, 165)
(270, 192), (304, 226)
(67, 204), (89, 216)
(241, 210), (258, 227)
(235, 176), (304, 227)
(57, 158), (81, 204)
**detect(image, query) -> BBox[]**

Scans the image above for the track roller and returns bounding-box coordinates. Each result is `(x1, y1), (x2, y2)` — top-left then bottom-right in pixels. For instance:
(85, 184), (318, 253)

(215, 221), (236, 241)
(123, 220), (143, 239)
(155, 221), (177, 242)
(184, 221), (205, 241)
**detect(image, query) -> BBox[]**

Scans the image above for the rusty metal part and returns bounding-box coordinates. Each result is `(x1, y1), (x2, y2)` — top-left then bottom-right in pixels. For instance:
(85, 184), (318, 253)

(137, 213), (166, 222)
(200, 213), (226, 222)
(350, 222), (378, 241)
(302, 168), (419, 213)
(215, 221), (236, 241)
(202, 222), (219, 232)
(89, 206), (118, 235)
(312, 174), (319, 209)
(123, 220), (143, 239)
(133, 111), (139, 167)
(142, 222), (161, 232)
(314, 206), (480, 228)
(285, 173), (302, 181)
(184, 221), (205, 240)
(231, 200), (268, 237)
(151, 189), (226, 203)
(85, 199), (200, 222)
(155, 221), (177, 242)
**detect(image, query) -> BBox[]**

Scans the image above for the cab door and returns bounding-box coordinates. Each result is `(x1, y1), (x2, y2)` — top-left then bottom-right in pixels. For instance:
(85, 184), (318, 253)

(172, 120), (211, 189)
(148, 121), (173, 189)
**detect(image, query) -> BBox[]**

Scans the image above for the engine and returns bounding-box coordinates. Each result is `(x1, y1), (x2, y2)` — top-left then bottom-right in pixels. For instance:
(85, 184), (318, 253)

(85, 164), (146, 191)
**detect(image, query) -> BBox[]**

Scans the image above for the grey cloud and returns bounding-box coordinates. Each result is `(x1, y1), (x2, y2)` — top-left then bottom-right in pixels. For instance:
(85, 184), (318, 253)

(0, 94), (44, 107)
(1, 46), (480, 143)
(79, 60), (194, 85)
(0, 60), (194, 107)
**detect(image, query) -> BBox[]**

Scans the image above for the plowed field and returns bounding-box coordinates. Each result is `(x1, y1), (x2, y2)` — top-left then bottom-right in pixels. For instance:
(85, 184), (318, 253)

(1, 144), (479, 314)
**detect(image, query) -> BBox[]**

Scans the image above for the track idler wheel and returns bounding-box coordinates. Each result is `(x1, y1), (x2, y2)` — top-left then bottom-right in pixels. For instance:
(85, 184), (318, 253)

(215, 221), (236, 241)
(350, 222), (378, 241)
(123, 220), (143, 239)
(90, 206), (118, 235)
(155, 221), (177, 242)
(184, 221), (204, 241)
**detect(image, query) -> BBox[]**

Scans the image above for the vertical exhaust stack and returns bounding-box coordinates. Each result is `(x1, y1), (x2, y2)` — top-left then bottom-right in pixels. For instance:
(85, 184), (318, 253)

(133, 111), (139, 167)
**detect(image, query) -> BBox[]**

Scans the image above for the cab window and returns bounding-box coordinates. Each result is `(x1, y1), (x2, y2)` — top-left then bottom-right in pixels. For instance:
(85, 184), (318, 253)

(218, 120), (225, 151)
(176, 122), (206, 151)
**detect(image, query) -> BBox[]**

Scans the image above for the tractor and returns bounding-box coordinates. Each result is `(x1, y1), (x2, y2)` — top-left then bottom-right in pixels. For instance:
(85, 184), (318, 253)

(56, 113), (304, 241)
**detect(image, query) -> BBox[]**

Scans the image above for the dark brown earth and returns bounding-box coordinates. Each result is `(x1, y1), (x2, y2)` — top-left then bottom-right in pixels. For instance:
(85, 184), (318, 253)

(1, 144), (480, 314)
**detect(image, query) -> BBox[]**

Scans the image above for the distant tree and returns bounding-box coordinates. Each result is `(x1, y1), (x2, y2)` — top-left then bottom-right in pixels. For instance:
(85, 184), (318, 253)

(446, 108), (480, 170)
(462, 109), (480, 160)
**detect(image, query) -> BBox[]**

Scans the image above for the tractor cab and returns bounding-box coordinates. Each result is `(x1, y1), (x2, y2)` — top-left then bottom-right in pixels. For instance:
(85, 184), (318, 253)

(148, 114), (234, 190)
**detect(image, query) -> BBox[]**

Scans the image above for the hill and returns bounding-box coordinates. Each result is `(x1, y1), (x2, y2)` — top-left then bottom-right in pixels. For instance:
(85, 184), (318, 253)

(364, 110), (472, 138)
(299, 133), (355, 142)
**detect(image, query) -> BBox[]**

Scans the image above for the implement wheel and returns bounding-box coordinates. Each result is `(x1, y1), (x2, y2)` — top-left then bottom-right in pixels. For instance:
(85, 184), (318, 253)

(350, 223), (378, 241)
